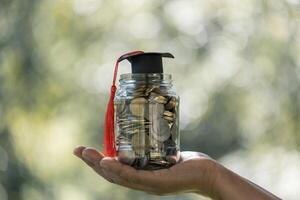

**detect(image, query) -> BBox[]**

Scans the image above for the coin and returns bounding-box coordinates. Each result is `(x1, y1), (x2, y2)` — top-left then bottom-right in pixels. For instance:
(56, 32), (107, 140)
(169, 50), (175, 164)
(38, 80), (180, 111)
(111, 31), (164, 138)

(131, 130), (146, 156)
(149, 93), (168, 104)
(118, 115), (146, 125)
(136, 157), (148, 169)
(127, 85), (147, 96)
(149, 103), (164, 122)
(154, 96), (168, 104)
(170, 123), (178, 141)
(152, 87), (165, 95)
(163, 111), (173, 117)
(149, 151), (162, 159)
(163, 116), (174, 122)
(118, 144), (136, 165)
(115, 102), (128, 118)
(129, 97), (147, 117)
(144, 86), (158, 96)
(126, 128), (146, 135)
(148, 159), (169, 167)
(163, 137), (176, 147)
(150, 118), (170, 142)
(116, 135), (130, 145)
(165, 97), (177, 110)
(163, 110), (175, 122)
(134, 87), (146, 93)
(165, 146), (177, 155)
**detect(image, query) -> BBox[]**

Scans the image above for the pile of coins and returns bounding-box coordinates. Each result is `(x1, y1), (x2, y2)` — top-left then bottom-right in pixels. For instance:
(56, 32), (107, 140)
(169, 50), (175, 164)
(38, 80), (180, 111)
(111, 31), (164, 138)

(115, 85), (179, 170)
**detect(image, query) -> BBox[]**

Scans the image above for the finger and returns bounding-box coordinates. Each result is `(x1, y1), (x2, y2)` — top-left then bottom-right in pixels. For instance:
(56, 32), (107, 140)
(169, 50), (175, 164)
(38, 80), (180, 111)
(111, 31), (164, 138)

(73, 146), (116, 183)
(73, 146), (94, 167)
(82, 147), (105, 167)
(100, 158), (156, 192)
(81, 148), (113, 182)
(73, 146), (86, 158)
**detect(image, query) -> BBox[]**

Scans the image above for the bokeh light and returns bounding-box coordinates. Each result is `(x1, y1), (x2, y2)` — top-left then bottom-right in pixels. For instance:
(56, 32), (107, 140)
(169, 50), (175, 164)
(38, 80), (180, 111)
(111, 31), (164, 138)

(0, 0), (300, 200)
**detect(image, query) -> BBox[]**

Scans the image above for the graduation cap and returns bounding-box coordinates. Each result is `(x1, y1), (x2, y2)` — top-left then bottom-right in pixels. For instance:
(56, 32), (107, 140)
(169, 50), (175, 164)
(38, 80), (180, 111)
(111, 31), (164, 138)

(119, 52), (174, 74)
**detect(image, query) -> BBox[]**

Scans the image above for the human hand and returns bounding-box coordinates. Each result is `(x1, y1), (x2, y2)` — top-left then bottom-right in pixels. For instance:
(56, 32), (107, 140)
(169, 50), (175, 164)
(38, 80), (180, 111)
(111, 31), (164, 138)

(73, 146), (219, 197)
(74, 146), (280, 200)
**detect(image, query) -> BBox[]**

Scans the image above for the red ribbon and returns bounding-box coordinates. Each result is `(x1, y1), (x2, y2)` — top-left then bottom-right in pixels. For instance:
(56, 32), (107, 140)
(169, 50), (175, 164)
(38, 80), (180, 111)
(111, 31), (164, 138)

(103, 51), (144, 156)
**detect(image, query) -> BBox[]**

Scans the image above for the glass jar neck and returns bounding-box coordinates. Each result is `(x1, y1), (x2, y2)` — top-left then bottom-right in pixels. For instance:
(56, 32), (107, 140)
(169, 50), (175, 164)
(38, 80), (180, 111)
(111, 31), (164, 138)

(119, 73), (172, 87)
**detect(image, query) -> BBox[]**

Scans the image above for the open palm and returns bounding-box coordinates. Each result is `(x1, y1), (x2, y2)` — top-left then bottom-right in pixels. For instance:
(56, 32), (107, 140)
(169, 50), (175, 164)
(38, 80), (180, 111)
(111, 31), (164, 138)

(73, 146), (217, 197)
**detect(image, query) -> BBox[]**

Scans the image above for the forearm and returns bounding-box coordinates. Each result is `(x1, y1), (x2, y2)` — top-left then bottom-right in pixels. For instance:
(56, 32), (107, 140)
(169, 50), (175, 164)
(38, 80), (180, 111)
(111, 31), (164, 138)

(213, 164), (281, 200)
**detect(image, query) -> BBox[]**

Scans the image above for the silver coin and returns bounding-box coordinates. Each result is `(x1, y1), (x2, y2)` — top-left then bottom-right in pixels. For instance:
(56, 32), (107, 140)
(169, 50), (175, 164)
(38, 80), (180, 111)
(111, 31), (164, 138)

(118, 144), (136, 165)
(150, 118), (170, 142)
(116, 135), (131, 144)
(126, 129), (146, 135)
(148, 159), (169, 167)
(115, 103), (125, 115)
(149, 103), (164, 117)
(137, 156), (148, 169)
(118, 116), (146, 124)
(149, 103), (170, 142)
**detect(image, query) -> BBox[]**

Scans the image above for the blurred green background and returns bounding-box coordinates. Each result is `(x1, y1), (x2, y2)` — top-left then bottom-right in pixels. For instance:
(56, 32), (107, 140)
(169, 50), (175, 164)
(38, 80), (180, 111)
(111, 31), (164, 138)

(0, 0), (300, 199)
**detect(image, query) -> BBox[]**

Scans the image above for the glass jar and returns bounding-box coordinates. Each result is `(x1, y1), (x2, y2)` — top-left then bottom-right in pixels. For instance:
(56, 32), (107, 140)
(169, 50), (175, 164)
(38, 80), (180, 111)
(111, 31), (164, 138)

(114, 73), (180, 170)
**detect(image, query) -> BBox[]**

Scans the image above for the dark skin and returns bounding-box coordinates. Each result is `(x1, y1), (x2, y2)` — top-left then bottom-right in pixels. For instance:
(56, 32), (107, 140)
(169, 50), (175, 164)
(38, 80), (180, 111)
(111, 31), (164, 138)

(73, 146), (281, 200)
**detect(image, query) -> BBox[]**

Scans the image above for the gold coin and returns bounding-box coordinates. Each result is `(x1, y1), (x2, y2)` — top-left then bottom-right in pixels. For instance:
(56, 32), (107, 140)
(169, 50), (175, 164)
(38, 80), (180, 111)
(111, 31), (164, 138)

(131, 131), (146, 156)
(144, 86), (159, 96)
(165, 97), (177, 110)
(129, 97), (147, 117)
(163, 116), (174, 122)
(163, 111), (174, 117)
(149, 152), (162, 159)
(149, 93), (167, 104)
(154, 96), (167, 104)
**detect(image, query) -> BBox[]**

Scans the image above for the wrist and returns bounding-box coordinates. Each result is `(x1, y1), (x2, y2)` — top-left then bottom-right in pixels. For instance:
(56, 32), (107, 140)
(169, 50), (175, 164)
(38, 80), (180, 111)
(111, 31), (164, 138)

(194, 159), (223, 199)
(211, 164), (280, 200)
(212, 163), (231, 200)
(207, 161), (225, 199)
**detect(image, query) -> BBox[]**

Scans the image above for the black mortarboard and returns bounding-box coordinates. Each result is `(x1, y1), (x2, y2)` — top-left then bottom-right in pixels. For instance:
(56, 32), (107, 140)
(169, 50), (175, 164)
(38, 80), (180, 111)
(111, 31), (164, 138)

(119, 52), (174, 73)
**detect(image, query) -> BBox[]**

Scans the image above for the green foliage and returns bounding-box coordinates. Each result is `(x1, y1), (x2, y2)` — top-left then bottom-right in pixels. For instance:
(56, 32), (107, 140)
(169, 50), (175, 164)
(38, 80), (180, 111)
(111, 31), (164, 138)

(0, 0), (299, 199)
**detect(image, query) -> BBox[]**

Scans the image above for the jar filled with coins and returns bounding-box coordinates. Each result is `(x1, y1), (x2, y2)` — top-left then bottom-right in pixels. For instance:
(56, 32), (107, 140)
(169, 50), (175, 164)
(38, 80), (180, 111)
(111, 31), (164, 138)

(113, 52), (180, 170)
